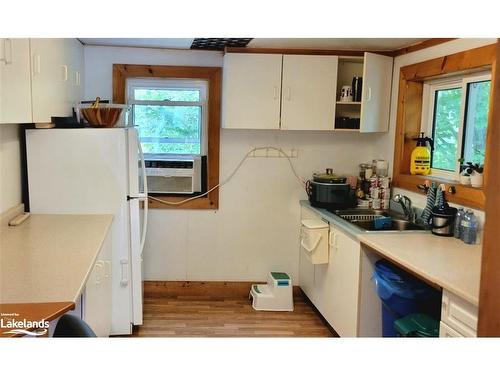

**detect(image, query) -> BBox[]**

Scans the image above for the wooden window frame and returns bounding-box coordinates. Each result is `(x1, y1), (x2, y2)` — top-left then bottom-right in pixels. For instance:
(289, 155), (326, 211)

(113, 64), (221, 210)
(392, 44), (497, 209)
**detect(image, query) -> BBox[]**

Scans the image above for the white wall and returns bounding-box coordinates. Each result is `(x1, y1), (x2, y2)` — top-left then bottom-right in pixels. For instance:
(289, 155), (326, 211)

(0, 124), (22, 213)
(83, 45), (382, 282)
(373, 38), (496, 226)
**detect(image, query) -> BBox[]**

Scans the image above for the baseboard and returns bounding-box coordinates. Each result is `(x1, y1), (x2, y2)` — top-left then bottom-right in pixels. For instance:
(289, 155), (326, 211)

(144, 281), (302, 298)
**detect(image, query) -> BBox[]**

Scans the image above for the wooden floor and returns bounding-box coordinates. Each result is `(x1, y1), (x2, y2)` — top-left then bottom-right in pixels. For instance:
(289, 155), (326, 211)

(131, 281), (335, 338)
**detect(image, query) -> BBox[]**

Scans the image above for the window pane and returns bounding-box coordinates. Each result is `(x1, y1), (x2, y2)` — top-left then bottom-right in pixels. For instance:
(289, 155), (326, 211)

(134, 105), (201, 155)
(431, 88), (462, 171)
(463, 80), (490, 165)
(134, 88), (200, 102)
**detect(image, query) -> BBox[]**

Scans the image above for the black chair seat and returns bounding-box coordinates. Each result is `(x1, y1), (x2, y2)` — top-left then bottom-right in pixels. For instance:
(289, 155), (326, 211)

(53, 314), (97, 337)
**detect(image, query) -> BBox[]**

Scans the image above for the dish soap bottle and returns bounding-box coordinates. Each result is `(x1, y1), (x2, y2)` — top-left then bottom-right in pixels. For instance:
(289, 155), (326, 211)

(410, 132), (434, 175)
(461, 210), (479, 245)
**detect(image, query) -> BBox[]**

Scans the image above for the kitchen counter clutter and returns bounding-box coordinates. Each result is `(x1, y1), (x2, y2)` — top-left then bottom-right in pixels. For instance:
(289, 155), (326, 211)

(0, 205), (113, 337)
(357, 233), (482, 306)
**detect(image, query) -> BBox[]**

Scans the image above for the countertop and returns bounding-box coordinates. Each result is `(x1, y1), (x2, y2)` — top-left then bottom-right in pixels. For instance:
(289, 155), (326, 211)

(300, 200), (482, 306)
(0, 208), (113, 304)
(357, 233), (482, 306)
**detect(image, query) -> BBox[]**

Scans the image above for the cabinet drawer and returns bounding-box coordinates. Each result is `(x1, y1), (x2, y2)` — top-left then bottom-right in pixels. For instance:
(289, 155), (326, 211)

(439, 322), (464, 338)
(441, 290), (477, 337)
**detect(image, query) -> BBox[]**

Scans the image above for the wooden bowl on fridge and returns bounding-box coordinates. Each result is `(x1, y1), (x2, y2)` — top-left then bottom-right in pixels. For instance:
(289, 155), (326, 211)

(81, 107), (123, 127)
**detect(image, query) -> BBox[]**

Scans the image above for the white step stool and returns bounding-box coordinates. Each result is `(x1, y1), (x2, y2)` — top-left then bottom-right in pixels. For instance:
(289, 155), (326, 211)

(249, 272), (294, 312)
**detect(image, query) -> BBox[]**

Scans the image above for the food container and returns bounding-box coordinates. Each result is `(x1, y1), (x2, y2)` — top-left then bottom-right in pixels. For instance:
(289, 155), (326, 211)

(381, 199), (391, 209)
(379, 177), (391, 189)
(370, 187), (380, 199)
(372, 198), (381, 209)
(369, 176), (379, 188)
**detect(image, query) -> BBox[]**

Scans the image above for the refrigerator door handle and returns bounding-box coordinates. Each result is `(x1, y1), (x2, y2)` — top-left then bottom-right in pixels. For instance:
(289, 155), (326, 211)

(138, 138), (148, 256)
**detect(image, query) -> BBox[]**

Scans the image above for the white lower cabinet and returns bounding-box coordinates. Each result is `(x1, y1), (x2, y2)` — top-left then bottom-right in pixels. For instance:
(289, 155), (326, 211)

(440, 289), (478, 337)
(299, 207), (361, 336)
(82, 231), (112, 337)
(439, 322), (464, 337)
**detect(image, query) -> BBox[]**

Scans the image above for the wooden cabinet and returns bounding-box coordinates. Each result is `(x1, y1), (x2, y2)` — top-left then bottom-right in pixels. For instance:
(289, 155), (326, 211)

(222, 53), (282, 129)
(298, 206), (362, 336)
(31, 38), (83, 123)
(0, 38), (32, 124)
(82, 231), (112, 337)
(0, 38), (83, 125)
(222, 52), (392, 132)
(440, 289), (478, 337)
(280, 55), (338, 130)
(335, 53), (393, 133)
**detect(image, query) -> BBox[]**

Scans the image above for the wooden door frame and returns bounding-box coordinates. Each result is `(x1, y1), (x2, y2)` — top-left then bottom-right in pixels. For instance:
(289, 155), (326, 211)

(113, 64), (221, 209)
(478, 40), (500, 336)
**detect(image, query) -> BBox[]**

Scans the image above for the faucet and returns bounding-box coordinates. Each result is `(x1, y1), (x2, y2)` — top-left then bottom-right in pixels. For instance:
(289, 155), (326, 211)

(392, 194), (415, 222)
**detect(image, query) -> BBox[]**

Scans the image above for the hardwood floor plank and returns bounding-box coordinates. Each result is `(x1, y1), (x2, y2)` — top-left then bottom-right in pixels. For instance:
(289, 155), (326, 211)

(132, 284), (335, 337)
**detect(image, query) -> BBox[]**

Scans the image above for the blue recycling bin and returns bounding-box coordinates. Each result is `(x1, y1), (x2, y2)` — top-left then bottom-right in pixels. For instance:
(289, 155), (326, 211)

(373, 259), (440, 337)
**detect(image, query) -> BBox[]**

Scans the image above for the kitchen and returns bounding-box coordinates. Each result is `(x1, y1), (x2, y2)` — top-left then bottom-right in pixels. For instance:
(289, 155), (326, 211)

(1, 3), (500, 372)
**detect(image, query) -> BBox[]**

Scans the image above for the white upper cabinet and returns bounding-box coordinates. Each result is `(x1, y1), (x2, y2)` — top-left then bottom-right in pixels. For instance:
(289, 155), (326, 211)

(0, 39), (33, 124)
(359, 52), (393, 133)
(280, 55), (338, 130)
(222, 53), (282, 129)
(31, 38), (77, 123)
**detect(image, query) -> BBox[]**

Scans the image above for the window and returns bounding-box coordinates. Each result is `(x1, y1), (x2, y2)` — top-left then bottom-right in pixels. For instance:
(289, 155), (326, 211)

(424, 73), (491, 180)
(127, 78), (208, 157)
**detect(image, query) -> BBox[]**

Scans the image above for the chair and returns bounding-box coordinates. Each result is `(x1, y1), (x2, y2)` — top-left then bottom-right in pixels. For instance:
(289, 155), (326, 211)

(53, 314), (97, 337)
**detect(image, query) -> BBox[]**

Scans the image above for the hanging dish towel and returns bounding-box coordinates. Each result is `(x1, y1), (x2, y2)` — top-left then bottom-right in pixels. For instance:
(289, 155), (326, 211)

(420, 182), (436, 226)
(435, 185), (445, 208)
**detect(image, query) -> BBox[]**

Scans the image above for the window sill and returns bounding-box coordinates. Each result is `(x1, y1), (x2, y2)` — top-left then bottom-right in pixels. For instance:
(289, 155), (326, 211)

(146, 195), (218, 210)
(393, 173), (485, 209)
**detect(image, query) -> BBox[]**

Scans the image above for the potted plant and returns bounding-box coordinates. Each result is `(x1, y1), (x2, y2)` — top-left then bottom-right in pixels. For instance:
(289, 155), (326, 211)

(459, 159), (484, 188)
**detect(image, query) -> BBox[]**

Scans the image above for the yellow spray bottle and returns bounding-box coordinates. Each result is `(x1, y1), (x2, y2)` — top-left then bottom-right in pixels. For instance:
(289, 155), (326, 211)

(410, 132), (434, 175)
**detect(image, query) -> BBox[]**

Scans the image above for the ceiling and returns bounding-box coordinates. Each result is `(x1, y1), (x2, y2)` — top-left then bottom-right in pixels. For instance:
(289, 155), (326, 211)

(78, 38), (427, 52)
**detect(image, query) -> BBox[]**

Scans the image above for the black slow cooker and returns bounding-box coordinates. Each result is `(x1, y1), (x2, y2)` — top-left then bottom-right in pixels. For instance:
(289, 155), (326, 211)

(306, 169), (356, 210)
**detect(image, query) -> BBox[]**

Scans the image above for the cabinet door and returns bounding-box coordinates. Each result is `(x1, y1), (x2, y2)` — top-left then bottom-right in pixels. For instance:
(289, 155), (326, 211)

(83, 232), (112, 337)
(31, 38), (73, 123)
(359, 52), (393, 133)
(299, 241), (316, 303)
(326, 226), (361, 337)
(0, 38), (32, 124)
(281, 55), (338, 130)
(222, 53), (282, 129)
(65, 39), (83, 106)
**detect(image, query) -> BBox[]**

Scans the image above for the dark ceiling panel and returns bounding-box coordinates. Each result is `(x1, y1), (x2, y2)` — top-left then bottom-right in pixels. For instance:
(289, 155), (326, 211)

(191, 38), (253, 51)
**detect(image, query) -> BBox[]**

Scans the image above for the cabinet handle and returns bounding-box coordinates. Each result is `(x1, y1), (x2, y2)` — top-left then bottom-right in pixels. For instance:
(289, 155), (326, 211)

(104, 260), (111, 279)
(75, 71), (81, 86)
(366, 87), (372, 102)
(94, 262), (103, 285)
(61, 65), (68, 81)
(329, 231), (337, 248)
(286, 86), (291, 101)
(32, 54), (41, 76)
(4, 39), (12, 65)
(120, 259), (129, 286)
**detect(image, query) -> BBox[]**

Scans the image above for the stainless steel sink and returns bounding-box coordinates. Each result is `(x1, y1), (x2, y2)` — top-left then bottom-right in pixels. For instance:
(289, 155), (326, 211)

(330, 208), (427, 232)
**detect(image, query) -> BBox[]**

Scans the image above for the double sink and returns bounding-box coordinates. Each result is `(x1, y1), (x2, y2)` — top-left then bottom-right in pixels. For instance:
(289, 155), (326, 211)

(329, 208), (427, 233)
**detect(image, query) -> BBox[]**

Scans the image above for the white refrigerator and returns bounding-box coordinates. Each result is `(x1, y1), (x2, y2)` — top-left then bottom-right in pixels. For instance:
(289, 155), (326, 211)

(25, 127), (148, 335)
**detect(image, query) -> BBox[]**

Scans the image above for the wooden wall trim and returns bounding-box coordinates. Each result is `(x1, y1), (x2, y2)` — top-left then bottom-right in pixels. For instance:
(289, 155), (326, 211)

(478, 40), (500, 337)
(113, 64), (221, 210)
(225, 39), (456, 58)
(392, 44), (496, 209)
(392, 38), (457, 56)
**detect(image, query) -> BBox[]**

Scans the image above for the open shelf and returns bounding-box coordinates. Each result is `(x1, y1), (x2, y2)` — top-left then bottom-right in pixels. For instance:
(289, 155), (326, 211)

(336, 101), (362, 105)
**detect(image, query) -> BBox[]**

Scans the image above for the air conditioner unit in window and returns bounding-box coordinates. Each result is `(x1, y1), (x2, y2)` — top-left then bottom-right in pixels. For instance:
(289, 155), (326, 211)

(145, 156), (202, 194)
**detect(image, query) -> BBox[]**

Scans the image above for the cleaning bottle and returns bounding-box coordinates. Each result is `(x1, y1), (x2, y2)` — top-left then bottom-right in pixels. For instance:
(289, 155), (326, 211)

(461, 210), (479, 245)
(410, 132), (434, 175)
